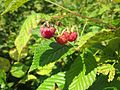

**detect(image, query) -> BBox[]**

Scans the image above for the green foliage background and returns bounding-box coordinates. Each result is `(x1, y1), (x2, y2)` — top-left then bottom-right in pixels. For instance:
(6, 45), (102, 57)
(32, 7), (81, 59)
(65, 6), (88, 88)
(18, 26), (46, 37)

(0, 0), (120, 90)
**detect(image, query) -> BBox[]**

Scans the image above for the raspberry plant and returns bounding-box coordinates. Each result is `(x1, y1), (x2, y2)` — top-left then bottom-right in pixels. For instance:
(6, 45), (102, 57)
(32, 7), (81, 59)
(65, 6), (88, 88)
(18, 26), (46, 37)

(0, 0), (120, 90)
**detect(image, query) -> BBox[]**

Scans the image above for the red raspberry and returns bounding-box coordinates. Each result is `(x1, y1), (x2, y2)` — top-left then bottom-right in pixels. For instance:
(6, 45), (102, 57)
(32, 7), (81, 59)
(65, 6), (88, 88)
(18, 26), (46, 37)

(40, 26), (56, 39)
(68, 32), (77, 42)
(56, 35), (68, 45)
(62, 31), (70, 39)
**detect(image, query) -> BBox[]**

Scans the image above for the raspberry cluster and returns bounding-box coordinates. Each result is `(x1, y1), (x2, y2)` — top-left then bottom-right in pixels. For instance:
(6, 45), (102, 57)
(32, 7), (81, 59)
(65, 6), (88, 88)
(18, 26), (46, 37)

(40, 26), (77, 45)
(56, 31), (77, 45)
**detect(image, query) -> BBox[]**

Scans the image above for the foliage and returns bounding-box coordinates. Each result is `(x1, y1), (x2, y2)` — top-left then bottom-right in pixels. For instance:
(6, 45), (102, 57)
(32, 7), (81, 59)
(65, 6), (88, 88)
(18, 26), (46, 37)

(0, 0), (120, 90)
(2, 0), (29, 15)
(37, 72), (65, 90)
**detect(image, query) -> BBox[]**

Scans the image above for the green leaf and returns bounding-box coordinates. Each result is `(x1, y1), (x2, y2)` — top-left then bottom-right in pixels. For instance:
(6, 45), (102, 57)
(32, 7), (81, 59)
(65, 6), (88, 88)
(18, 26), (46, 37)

(76, 29), (117, 51)
(36, 62), (56, 76)
(98, 4), (110, 15)
(107, 37), (120, 52)
(29, 40), (72, 72)
(97, 64), (115, 82)
(9, 48), (28, 61)
(89, 75), (120, 90)
(0, 57), (10, 72)
(0, 70), (6, 89)
(10, 62), (28, 78)
(112, 0), (120, 3)
(68, 50), (97, 90)
(2, 0), (29, 15)
(64, 55), (83, 90)
(69, 68), (97, 90)
(29, 39), (52, 72)
(99, 38), (120, 62)
(20, 74), (37, 84)
(83, 49), (97, 74)
(76, 31), (97, 50)
(36, 72), (65, 90)
(15, 13), (50, 55)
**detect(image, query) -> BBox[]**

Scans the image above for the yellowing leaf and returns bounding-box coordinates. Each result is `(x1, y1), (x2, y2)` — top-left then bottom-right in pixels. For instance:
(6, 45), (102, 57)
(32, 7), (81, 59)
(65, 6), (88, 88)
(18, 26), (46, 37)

(108, 66), (115, 82)
(9, 48), (28, 61)
(36, 62), (56, 76)
(97, 64), (115, 82)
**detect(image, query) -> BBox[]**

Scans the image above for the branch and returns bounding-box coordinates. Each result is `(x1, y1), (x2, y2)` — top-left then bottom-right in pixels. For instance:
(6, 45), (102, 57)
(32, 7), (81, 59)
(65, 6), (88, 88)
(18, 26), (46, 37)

(45, 0), (116, 29)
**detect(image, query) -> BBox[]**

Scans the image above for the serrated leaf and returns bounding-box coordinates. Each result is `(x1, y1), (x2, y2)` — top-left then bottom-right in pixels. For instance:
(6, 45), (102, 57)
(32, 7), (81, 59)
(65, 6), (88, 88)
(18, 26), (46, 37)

(29, 40), (72, 72)
(97, 64), (115, 82)
(36, 72), (65, 90)
(83, 50), (97, 74)
(97, 64), (111, 75)
(2, 0), (29, 15)
(0, 57), (10, 72)
(68, 51), (97, 90)
(89, 74), (120, 90)
(69, 68), (97, 90)
(10, 62), (28, 78)
(15, 13), (50, 55)
(63, 55), (83, 90)
(108, 67), (115, 82)
(29, 40), (53, 72)
(76, 29), (117, 51)
(36, 62), (56, 76)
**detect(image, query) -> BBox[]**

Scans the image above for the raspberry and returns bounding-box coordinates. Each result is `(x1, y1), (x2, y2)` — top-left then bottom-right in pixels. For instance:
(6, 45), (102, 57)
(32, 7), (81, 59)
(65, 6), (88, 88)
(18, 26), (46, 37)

(40, 26), (56, 39)
(56, 35), (68, 45)
(68, 32), (77, 42)
(62, 31), (70, 39)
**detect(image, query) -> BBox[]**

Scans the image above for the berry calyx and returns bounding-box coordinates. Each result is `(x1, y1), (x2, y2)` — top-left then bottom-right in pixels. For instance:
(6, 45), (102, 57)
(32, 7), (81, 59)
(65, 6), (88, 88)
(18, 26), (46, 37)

(56, 35), (68, 45)
(68, 32), (77, 42)
(40, 26), (56, 39)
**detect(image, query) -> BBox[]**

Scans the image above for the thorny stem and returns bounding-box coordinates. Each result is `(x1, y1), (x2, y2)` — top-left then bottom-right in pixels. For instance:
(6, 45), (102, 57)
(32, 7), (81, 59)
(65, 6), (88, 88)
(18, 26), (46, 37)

(45, 0), (116, 29)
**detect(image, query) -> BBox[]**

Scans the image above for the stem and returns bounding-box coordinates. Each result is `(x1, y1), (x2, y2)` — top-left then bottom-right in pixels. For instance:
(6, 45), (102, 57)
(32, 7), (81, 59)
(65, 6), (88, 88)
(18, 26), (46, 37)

(45, 0), (115, 29)
(80, 20), (88, 36)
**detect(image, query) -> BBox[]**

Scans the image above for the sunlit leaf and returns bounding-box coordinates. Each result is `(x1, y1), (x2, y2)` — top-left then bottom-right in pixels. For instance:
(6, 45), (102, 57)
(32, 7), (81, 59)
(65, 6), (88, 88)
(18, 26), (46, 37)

(29, 39), (72, 72)
(69, 68), (97, 90)
(9, 48), (28, 61)
(36, 62), (56, 76)
(97, 64), (115, 82)
(36, 72), (65, 90)
(0, 70), (6, 89)
(15, 13), (50, 55)
(2, 0), (29, 15)
(10, 62), (28, 78)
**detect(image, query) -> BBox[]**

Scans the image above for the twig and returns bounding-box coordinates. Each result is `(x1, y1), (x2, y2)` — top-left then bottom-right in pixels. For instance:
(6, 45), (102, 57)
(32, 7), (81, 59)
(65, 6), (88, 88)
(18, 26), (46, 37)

(45, 0), (116, 29)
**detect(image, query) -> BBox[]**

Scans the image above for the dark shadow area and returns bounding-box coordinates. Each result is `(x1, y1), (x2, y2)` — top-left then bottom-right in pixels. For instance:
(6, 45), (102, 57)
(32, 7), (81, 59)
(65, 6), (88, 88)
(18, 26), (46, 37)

(39, 42), (72, 66)
(89, 75), (120, 90)
(63, 55), (83, 90)
(84, 51), (97, 75)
